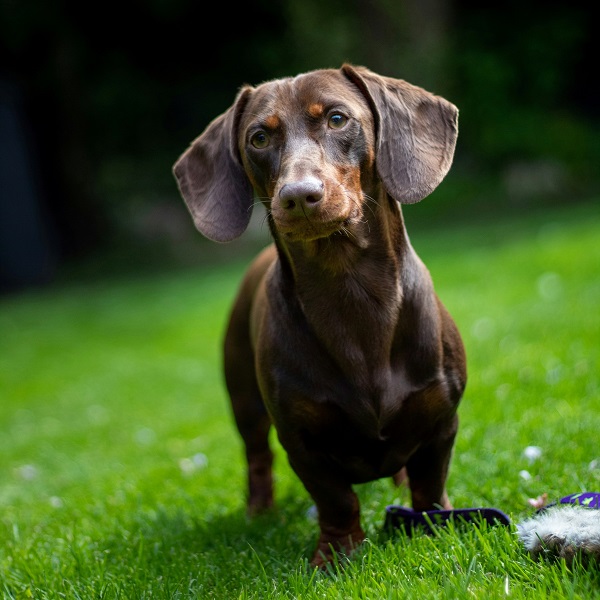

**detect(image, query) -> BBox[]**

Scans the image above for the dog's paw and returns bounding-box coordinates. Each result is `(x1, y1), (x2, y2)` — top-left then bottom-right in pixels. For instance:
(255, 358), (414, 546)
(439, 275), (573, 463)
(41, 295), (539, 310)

(309, 528), (366, 569)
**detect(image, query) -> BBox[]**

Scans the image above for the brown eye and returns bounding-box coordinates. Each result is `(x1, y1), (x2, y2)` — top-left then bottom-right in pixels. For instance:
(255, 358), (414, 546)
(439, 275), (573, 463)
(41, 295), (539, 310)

(328, 113), (348, 129)
(250, 131), (270, 149)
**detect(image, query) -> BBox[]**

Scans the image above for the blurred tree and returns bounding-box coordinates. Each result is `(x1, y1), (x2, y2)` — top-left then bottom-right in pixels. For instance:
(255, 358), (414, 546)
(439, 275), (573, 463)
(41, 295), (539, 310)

(0, 0), (291, 267)
(281, 0), (452, 92)
(0, 0), (105, 259)
(450, 3), (597, 183)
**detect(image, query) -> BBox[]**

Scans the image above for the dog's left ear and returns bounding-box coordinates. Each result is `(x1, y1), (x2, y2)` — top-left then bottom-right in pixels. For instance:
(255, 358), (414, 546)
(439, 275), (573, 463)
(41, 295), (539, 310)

(342, 64), (458, 204)
(173, 87), (254, 242)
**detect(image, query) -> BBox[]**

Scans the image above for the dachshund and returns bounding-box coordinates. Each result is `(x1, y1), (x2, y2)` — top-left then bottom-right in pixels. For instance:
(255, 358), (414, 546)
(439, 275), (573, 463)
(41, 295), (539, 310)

(173, 64), (466, 567)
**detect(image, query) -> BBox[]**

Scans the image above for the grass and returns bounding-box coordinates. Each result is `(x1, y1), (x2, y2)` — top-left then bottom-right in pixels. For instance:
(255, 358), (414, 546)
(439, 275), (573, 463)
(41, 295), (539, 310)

(1, 200), (599, 598)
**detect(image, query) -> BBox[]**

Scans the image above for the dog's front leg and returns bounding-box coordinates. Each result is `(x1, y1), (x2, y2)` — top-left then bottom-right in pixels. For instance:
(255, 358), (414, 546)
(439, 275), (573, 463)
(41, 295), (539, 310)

(405, 417), (458, 511)
(293, 467), (366, 568)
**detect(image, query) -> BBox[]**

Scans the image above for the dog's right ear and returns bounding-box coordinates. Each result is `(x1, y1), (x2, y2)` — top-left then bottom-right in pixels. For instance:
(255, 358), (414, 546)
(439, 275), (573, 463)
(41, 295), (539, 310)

(342, 64), (458, 205)
(173, 87), (254, 242)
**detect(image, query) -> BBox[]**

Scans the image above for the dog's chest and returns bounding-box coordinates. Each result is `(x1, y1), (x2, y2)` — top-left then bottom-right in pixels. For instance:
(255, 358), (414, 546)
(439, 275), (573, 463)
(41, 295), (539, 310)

(286, 373), (448, 481)
(266, 340), (449, 477)
(258, 253), (450, 478)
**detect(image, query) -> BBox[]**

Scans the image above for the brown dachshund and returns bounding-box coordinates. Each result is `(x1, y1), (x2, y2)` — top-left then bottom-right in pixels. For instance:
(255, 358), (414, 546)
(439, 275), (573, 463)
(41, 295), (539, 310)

(173, 64), (466, 567)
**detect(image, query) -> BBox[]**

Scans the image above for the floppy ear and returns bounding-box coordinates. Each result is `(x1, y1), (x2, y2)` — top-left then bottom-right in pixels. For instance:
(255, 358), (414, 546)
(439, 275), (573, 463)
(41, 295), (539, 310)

(172, 87), (254, 242)
(342, 64), (458, 204)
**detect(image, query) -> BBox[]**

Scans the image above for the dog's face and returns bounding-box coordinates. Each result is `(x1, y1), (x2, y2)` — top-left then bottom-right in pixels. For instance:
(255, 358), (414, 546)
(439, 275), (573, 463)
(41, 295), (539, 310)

(173, 65), (458, 244)
(237, 70), (376, 242)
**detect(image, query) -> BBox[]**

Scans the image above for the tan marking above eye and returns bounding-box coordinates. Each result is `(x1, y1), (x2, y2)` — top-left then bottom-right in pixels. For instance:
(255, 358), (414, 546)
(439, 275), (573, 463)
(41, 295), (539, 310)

(308, 103), (324, 118)
(264, 115), (280, 129)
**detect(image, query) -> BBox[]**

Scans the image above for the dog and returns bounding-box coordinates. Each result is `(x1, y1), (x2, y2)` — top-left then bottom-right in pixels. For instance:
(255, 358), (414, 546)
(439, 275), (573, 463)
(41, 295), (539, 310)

(173, 64), (466, 567)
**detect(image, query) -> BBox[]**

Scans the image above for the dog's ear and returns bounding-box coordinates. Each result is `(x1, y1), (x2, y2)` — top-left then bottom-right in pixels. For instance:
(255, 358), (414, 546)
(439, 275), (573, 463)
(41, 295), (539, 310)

(342, 64), (458, 204)
(173, 87), (254, 242)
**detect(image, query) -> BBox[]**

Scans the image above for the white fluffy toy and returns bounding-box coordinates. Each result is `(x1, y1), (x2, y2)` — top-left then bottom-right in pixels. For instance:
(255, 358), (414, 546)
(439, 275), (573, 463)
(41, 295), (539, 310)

(516, 492), (600, 563)
(384, 492), (600, 565)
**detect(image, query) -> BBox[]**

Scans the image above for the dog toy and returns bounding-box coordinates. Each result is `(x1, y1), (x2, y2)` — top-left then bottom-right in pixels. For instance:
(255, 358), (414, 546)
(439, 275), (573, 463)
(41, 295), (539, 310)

(516, 492), (600, 563)
(384, 505), (511, 534)
(385, 492), (600, 565)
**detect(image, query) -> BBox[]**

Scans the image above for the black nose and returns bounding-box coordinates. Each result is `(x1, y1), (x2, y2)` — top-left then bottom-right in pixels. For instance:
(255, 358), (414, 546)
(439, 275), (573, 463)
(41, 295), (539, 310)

(279, 178), (324, 215)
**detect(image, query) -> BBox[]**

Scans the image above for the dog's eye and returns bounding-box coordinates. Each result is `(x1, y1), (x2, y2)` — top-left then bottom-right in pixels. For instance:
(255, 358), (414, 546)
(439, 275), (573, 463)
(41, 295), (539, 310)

(328, 113), (348, 129)
(250, 131), (270, 149)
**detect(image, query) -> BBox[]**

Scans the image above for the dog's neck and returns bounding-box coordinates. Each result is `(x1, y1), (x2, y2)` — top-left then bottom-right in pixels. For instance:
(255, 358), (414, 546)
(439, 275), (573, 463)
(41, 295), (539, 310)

(270, 191), (415, 396)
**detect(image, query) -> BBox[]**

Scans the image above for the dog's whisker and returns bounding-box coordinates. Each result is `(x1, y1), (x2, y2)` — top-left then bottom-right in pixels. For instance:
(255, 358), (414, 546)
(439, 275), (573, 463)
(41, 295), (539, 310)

(361, 195), (380, 219)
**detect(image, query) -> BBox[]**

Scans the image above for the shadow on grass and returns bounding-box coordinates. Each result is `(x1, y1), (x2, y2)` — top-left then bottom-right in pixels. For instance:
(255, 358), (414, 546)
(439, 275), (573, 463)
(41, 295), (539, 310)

(96, 486), (514, 593)
(95, 495), (319, 595)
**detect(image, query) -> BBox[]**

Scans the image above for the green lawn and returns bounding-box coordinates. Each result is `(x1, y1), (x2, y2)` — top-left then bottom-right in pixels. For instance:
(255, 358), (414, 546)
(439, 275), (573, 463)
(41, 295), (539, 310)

(1, 201), (599, 598)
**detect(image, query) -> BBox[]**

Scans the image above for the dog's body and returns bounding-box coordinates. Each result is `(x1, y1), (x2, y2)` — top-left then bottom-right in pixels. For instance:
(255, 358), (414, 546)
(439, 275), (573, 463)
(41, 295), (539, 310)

(173, 65), (466, 567)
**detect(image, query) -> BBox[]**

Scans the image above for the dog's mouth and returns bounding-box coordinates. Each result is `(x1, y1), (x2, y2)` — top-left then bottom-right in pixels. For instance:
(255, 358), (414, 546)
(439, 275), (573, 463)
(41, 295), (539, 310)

(277, 214), (357, 242)
(268, 179), (366, 243)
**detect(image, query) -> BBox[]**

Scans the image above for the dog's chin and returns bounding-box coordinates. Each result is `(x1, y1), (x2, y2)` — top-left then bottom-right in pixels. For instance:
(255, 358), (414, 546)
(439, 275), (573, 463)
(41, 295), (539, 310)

(274, 211), (362, 244)
(278, 219), (351, 243)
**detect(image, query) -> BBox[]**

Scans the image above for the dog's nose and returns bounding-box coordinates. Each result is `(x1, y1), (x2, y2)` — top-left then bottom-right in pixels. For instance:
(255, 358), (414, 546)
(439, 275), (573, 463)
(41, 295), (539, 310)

(279, 178), (324, 215)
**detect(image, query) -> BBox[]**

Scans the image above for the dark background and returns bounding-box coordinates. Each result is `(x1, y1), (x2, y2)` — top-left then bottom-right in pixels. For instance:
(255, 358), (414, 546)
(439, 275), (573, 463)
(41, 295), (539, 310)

(1, 0), (597, 292)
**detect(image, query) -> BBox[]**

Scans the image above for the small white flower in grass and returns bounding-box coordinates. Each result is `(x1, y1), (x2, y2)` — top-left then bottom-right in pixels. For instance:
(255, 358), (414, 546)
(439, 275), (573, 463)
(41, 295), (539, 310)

(522, 446), (542, 464)
(135, 427), (156, 446)
(49, 496), (64, 508)
(527, 493), (548, 510)
(495, 383), (511, 401)
(16, 464), (38, 481)
(589, 459), (599, 471)
(87, 404), (109, 425)
(472, 317), (495, 340)
(179, 458), (192, 474)
(192, 452), (208, 467)
(179, 453), (208, 475)
(519, 470), (532, 481)
(537, 272), (562, 301)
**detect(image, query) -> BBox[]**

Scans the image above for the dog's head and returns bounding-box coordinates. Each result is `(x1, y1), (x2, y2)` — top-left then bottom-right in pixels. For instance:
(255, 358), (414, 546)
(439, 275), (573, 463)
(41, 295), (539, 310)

(173, 65), (458, 243)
